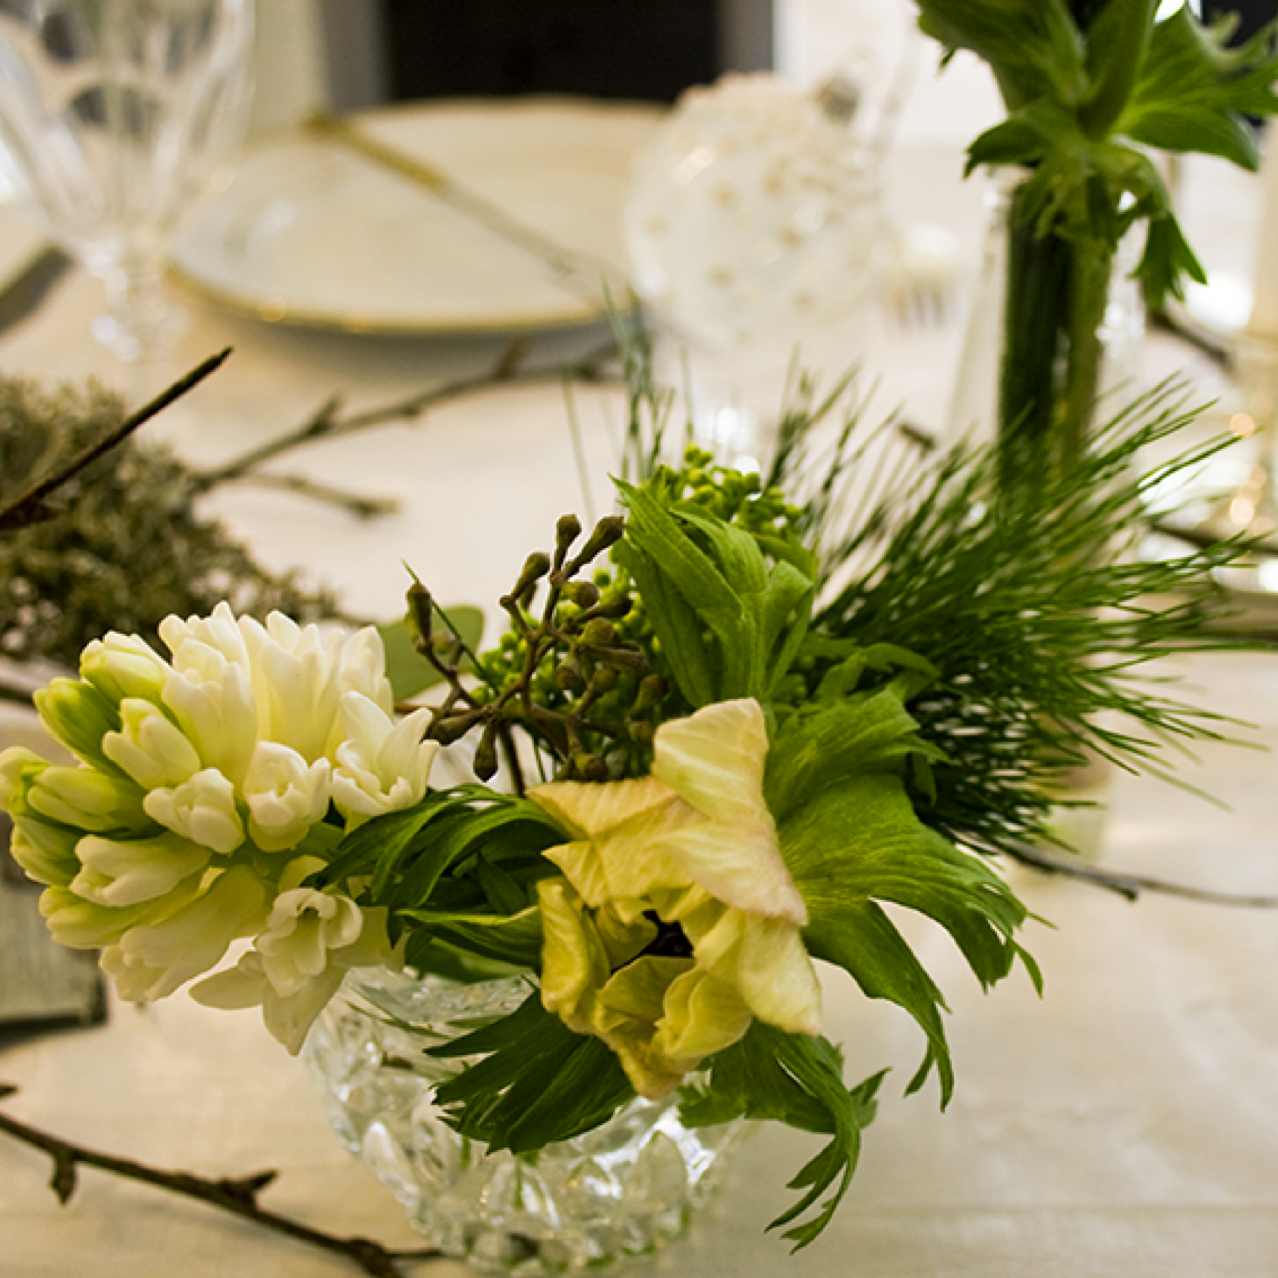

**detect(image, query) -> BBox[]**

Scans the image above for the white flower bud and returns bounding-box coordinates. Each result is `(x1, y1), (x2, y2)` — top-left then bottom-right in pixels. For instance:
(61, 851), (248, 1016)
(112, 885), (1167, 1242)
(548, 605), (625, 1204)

(256, 887), (364, 998)
(39, 870), (203, 949)
(101, 866), (268, 1002)
(144, 767), (245, 855)
(159, 601), (252, 670)
(331, 695), (436, 827)
(241, 742), (331, 852)
(0, 745), (46, 810)
(335, 626), (395, 716)
(102, 698), (202, 791)
(8, 822), (80, 886)
(28, 765), (148, 833)
(80, 632), (172, 705)
(33, 678), (120, 773)
(70, 830), (211, 907)
(162, 642), (258, 786)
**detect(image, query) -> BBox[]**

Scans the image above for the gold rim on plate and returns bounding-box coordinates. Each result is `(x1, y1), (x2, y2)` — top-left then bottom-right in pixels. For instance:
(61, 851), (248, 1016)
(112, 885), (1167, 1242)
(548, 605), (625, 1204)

(168, 96), (664, 337)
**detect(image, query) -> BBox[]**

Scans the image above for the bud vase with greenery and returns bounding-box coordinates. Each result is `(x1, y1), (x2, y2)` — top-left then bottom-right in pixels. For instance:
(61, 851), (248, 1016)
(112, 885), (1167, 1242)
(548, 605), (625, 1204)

(916, 0), (1278, 489)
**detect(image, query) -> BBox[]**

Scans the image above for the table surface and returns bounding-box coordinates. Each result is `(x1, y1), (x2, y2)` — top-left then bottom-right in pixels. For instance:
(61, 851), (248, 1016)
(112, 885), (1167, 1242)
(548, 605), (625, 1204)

(0, 139), (1275, 1278)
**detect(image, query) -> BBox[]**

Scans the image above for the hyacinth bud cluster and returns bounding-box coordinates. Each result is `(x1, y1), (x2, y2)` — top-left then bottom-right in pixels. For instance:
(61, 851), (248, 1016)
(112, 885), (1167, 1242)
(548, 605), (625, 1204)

(0, 603), (437, 1052)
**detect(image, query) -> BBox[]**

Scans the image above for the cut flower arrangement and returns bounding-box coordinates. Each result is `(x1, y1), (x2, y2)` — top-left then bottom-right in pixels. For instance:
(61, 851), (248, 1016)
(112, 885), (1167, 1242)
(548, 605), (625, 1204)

(0, 354), (1260, 1267)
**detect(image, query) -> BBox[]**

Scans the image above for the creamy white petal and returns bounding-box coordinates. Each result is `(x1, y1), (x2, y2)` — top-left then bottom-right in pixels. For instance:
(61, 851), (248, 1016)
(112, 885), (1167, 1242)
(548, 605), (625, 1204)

(242, 742), (331, 852)
(108, 866), (269, 1001)
(144, 767), (245, 855)
(102, 698), (202, 791)
(71, 832), (211, 907)
(256, 888), (364, 998)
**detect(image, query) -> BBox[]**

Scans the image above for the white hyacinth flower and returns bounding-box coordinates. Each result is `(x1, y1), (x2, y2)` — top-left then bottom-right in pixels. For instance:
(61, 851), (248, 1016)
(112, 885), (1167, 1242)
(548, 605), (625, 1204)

(3, 602), (424, 1047)
(70, 830), (212, 908)
(243, 613), (395, 762)
(191, 950), (346, 1056)
(161, 639), (259, 787)
(102, 698), (203, 791)
(332, 694), (436, 827)
(144, 767), (245, 855)
(255, 886), (365, 997)
(80, 632), (172, 705)
(242, 742), (331, 852)
(100, 866), (269, 1002)
(192, 875), (392, 1053)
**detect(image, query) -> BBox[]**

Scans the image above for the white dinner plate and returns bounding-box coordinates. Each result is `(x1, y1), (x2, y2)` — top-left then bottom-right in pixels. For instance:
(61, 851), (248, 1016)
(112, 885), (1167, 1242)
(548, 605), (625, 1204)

(170, 97), (664, 336)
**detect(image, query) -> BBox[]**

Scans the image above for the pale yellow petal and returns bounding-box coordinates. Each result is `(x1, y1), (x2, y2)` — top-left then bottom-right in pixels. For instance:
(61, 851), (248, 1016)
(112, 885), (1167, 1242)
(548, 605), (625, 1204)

(592, 954), (692, 1037)
(652, 698), (770, 828)
(530, 776), (673, 838)
(594, 905), (656, 969)
(733, 915), (823, 1036)
(654, 967), (753, 1062)
(543, 839), (610, 907)
(688, 906), (747, 971)
(607, 1035), (688, 1100)
(593, 795), (695, 900)
(662, 817), (807, 925)
(537, 877), (609, 1035)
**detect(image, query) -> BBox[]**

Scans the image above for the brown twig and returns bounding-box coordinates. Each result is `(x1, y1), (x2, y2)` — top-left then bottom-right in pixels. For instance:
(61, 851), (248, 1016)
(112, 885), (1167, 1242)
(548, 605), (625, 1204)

(231, 471), (400, 519)
(1004, 843), (1278, 907)
(0, 1085), (440, 1277)
(1149, 307), (1231, 370)
(0, 349), (232, 532)
(190, 339), (619, 495)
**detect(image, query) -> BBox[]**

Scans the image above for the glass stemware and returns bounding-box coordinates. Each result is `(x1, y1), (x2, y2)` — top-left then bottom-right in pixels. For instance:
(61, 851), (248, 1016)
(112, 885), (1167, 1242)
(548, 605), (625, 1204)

(0, 0), (253, 361)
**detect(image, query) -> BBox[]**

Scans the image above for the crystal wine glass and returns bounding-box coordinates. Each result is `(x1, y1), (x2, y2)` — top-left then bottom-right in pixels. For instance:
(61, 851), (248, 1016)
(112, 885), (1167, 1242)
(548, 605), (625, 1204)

(0, 0), (254, 361)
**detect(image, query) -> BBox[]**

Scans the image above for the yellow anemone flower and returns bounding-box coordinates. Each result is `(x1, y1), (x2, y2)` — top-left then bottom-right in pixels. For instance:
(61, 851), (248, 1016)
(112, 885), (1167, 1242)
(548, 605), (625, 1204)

(531, 698), (821, 1098)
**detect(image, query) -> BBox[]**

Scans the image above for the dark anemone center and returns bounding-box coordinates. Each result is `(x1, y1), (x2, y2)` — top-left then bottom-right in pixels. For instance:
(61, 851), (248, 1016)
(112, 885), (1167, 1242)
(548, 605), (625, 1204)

(638, 909), (693, 959)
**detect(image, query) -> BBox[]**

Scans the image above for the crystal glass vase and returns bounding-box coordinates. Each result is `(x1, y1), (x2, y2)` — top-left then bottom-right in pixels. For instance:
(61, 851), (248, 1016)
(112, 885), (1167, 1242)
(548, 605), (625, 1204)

(305, 966), (747, 1275)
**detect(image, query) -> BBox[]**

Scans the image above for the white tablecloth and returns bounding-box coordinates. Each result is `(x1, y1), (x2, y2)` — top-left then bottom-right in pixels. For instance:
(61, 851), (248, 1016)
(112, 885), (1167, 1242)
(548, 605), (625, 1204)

(1, 143), (1276, 1278)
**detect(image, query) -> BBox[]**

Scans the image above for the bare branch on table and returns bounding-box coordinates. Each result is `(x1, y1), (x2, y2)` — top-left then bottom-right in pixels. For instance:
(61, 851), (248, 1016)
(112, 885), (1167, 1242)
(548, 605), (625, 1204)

(190, 338), (621, 495)
(1005, 843), (1278, 907)
(230, 471), (401, 519)
(0, 349), (232, 532)
(1149, 308), (1231, 370)
(0, 1086), (441, 1277)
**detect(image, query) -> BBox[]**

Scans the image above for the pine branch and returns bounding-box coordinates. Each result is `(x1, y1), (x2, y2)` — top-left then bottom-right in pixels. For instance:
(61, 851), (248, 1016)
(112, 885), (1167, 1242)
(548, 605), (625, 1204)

(0, 1085), (440, 1277)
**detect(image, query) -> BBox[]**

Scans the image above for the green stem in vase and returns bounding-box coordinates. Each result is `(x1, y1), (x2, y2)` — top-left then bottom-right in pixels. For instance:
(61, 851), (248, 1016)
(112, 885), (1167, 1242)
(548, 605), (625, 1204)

(1061, 231), (1114, 469)
(998, 190), (1071, 492)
